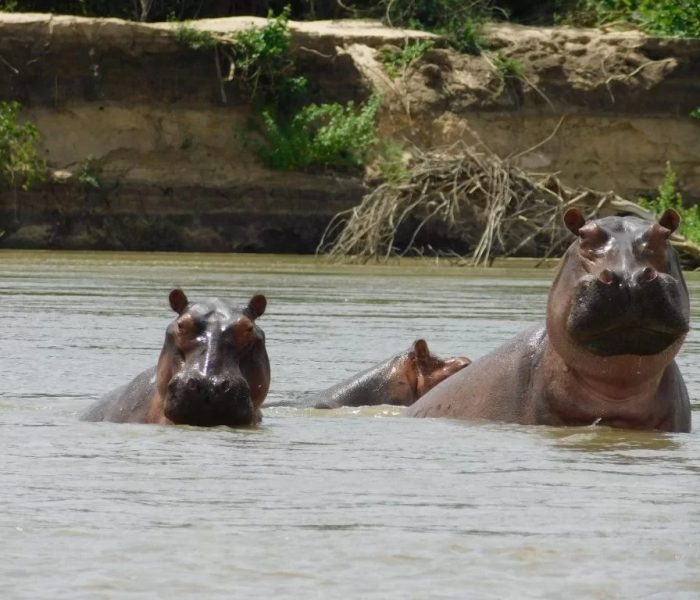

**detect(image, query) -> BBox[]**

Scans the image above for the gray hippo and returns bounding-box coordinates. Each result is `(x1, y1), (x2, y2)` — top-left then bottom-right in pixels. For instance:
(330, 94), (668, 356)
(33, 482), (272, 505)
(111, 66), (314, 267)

(311, 339), (470, 408)
(82, 289), (270, 427)
(409, 208), (691, 432)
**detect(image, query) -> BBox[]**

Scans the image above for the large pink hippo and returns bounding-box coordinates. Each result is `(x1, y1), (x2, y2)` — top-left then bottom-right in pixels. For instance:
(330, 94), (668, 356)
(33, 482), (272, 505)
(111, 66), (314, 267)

(409, 209), (691, 432)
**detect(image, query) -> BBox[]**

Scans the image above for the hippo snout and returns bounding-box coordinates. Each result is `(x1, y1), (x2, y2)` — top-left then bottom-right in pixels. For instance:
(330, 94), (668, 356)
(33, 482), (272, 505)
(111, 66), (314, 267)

(165, 371), (255, 427)
(567, 271), (689, 356)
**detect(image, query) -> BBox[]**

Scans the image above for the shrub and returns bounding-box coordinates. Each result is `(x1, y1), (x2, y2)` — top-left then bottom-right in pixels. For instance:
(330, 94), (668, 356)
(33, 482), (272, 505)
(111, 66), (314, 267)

(380, 39), (434, 79)
(174, 24), (217, 50)
(555, 0), (700, 37)
(77, 155), (102, 189)
(493, 51), (523, 78)
(379, 0), (498, 54)
(256, 94), (382, 170)
(227, 6), (293, 103)
(638, 0), (700, 37)
(638, 162), (700, 244)
(0, 101), (45, 219)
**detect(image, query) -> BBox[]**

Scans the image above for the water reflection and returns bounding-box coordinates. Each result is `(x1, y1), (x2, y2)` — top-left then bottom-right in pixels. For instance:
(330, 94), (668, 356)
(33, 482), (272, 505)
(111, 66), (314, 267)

(544, 426), (682, 452)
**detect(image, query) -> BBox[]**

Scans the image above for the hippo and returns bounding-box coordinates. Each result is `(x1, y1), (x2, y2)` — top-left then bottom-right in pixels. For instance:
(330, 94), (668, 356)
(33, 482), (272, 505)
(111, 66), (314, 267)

(311, 339), (470, 408)
(82, 289), (270, 427)
(409, 208), (691, 432)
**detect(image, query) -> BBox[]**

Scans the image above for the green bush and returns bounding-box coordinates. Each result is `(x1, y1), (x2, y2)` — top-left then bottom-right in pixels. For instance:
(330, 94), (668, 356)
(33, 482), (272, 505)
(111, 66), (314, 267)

(0, 101), (45, 218)
(639, 0), (700, 37)
(174, 24), (217, 50)
(380, 40), (434, 79)
(175, 8), (297, 107)
(379, 0), (498, 54)
(638, 162), (700, 244)
(228, 6), (293, 103)
(555, 0), (700, 37)
(493, 51), (523, 78)
(256, 94), (382, 170)
(77, 155), (102, 189)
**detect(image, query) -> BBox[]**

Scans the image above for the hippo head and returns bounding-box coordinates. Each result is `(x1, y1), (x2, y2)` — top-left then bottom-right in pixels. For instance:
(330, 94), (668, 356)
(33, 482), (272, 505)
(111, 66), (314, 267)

(404, 339), (471, 403)
(547, 208), (689, 367)
(157, 289), (270, 427)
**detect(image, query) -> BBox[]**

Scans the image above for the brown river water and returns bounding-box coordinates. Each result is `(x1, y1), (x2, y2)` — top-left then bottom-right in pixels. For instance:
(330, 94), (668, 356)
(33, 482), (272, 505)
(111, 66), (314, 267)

(1, 250), (699, 599)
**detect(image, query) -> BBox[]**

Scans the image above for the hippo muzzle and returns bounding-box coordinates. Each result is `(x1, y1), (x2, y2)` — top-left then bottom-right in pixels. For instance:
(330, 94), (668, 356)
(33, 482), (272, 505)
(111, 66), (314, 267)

(165, 370), (255, 427)
(567, 270), (689, 356)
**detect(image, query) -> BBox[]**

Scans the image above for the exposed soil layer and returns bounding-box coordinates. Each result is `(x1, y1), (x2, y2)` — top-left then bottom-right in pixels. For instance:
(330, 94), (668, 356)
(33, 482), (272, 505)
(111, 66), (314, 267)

(0, 14), (698, 252)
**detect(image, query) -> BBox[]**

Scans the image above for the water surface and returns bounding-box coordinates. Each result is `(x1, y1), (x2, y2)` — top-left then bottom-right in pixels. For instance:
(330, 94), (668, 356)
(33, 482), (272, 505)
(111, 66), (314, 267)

(1, 251), (699, 598)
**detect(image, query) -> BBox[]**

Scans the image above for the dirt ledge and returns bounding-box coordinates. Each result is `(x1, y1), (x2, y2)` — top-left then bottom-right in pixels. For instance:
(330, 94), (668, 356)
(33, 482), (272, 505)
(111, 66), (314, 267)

(0, 13), (699, 252)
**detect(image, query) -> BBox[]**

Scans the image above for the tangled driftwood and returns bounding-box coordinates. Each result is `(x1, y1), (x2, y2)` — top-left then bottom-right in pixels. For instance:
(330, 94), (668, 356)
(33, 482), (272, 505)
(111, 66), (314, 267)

(318, 142), (700, 267)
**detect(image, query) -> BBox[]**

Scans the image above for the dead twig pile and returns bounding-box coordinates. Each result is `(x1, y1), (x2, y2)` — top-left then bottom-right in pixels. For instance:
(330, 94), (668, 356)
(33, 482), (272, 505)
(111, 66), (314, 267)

(317, 141), (700, 266)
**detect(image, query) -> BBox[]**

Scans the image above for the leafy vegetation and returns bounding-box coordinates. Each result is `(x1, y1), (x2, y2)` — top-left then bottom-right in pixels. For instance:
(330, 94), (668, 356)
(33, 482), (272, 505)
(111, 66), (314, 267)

(493, 51), (523, 78)
(638, 162), (700, 244)
(226, 6), (294, 103)
(174, 24), (217, 50)
(77, 155), (102, 189)
(380, 40), (434, 79)
(0, 101), (45, 219)
(691, 107), (700, 120)
(175, 8), (295, 106)
(255, 94), (382, 171)
(555, 0), (700, 37)
(379, 0), (497, 54)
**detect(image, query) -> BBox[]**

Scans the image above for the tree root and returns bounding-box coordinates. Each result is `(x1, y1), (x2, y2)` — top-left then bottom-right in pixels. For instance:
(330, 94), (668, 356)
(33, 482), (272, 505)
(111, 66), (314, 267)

(317, 141), (700, 267)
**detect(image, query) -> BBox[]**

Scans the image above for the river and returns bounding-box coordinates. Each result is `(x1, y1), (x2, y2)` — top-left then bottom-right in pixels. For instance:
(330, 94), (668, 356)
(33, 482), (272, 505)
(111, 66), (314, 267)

(1, 250), (698, 599)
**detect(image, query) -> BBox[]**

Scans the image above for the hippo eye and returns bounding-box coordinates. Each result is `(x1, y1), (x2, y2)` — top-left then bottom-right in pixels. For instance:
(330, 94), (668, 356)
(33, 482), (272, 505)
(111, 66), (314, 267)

(579, 224), (609, 254)
(175, 316), (199, 337)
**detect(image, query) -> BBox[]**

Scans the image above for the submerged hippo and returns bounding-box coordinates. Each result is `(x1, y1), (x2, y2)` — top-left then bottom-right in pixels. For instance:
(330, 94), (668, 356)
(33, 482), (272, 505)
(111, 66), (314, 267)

(409, 209), (691, 432)
(311, 339), (470, 408)
(82, 289), (270, 427)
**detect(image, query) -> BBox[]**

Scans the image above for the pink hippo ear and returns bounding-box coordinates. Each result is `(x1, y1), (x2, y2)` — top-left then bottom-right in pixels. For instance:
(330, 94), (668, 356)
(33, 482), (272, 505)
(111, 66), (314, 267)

(563, 208), (586, 236)
(247, 294), (267, 319)
(169, 288), (189, 314)
(658, 208), (680, 234)
(412, 339), (430, 367)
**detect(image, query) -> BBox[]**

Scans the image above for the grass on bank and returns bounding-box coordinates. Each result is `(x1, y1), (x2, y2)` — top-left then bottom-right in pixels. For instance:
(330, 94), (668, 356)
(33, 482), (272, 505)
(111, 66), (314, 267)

(638, 162), (700, 244)
(0, 101), (45, 220)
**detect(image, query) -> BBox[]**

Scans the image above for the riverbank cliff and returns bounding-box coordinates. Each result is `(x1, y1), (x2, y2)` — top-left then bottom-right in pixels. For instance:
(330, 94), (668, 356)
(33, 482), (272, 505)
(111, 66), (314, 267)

(0, 13), (698, 252)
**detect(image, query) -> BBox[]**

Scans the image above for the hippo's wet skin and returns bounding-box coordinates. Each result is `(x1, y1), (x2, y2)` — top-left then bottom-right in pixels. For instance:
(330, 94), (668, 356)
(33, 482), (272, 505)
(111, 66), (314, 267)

(409, 209), (691, 432)
(311, 339), (470, 408)
(82, 289), (270, 427)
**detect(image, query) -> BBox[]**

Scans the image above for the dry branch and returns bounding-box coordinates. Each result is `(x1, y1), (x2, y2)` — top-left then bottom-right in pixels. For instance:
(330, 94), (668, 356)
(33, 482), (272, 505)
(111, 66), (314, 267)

(317, 142), (700, 267)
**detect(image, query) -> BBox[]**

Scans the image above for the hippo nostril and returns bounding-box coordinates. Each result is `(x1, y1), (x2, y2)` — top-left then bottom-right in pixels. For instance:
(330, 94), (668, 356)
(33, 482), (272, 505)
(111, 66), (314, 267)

(598, 268), (615, 285)
(216, 380), (232, 394)
(186, 378), (198, 392)
(641, 266), (657, 283)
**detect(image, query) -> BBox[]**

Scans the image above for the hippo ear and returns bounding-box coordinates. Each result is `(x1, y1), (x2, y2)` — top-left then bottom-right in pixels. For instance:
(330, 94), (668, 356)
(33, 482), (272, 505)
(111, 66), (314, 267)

(563, 208), (586, 236)
(169, 288), (188, 314)
(247, 294), (267, 319)
(412, 339), (430, 365)
(658, 208), (680, 234)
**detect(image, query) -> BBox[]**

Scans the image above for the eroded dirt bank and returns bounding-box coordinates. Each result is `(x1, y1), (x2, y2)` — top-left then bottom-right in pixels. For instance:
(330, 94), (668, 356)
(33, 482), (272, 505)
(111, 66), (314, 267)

(0, 13), (698, 251)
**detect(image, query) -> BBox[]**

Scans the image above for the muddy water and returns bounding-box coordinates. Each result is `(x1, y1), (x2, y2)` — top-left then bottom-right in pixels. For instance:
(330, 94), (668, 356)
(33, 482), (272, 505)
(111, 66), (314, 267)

(1, 251), (698, 599)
